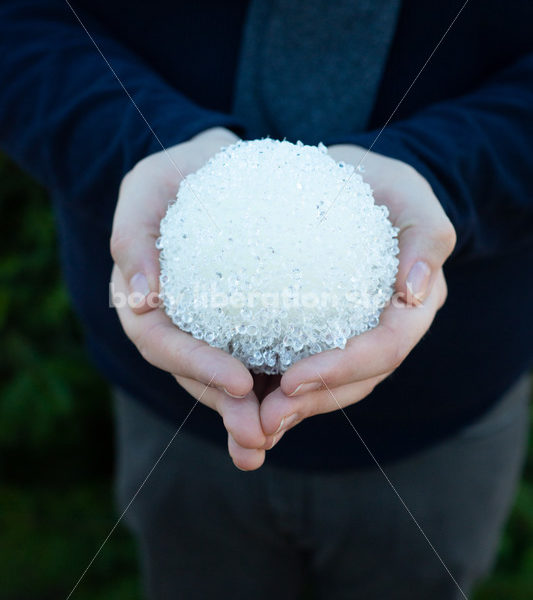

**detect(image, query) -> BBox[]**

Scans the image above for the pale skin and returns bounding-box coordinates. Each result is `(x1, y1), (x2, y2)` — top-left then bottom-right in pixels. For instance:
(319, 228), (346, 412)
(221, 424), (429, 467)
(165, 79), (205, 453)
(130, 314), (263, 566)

(111, 127), (456, 471)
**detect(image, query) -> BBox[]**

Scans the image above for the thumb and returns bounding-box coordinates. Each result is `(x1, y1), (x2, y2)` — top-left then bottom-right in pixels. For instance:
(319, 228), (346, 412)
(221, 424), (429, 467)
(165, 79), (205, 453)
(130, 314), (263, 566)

(110, 230), (161, 314)
(394, 189), (456, 305)
(110, 170), (167, 314)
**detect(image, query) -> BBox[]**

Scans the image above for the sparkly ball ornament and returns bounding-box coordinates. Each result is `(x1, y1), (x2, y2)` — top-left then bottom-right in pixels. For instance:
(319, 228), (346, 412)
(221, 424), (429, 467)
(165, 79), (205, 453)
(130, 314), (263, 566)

(158, 139), (399, 374)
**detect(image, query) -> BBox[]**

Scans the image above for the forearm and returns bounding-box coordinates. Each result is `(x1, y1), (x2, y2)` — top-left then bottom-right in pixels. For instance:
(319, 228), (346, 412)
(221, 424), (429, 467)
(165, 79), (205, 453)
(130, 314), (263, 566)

(0, 1), (242, 203)
(329, 53), (533, 259)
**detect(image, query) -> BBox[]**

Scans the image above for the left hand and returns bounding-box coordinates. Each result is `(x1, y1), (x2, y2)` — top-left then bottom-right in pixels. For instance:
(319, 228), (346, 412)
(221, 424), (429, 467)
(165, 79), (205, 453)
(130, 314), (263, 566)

(257, 145), (456, 449)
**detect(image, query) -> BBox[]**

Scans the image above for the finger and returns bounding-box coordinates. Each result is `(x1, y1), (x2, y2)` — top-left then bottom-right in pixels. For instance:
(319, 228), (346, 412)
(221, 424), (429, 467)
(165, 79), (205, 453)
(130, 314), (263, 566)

(174, 374), (221, 410)
(264, 428), (286, 451)
(281, 272), (445, 395)
(176, 373), (266, 470)
(113, 266), (253, 396)
(261, 374), (388, 436)
(228, 433), (265, 471)
(176, 375), (266, 449)
(216, 388), (267, 449)
(110, 167), (174, 314)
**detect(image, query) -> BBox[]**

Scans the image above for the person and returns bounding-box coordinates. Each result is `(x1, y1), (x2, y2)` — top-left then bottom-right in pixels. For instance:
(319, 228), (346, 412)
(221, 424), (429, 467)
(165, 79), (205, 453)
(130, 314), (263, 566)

(1, 1), (532, 598)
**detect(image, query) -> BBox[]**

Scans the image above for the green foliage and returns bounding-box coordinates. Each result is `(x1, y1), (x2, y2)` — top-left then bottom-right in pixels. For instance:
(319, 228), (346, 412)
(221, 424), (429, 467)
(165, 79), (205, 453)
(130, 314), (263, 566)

(0, 154), (140, 598)
(0, 153), (531, 599)
(0, 154), (104, 453)
(0, 485), (141, 600)
(474, 421), (533, 599)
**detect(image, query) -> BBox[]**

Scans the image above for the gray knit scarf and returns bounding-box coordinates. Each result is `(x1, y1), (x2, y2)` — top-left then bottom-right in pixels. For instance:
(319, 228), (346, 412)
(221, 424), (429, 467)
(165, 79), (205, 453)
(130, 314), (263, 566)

(233, 0), (402, 144)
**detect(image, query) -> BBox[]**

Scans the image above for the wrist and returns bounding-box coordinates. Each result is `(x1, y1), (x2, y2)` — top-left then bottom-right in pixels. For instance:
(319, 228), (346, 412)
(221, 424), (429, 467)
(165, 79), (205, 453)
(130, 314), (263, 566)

(186, 127), (240, 166)
(190, 126), (240, 146)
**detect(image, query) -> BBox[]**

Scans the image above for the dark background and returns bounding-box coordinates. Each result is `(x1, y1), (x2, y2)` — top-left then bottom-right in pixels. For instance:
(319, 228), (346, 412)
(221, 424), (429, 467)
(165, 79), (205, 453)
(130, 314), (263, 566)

(0, 153), (531, 599)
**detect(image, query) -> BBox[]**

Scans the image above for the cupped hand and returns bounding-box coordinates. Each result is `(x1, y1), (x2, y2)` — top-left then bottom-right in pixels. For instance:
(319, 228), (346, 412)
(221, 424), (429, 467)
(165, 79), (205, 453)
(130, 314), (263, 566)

(259, 145), (456, 446)
(110, 127), (270, 470)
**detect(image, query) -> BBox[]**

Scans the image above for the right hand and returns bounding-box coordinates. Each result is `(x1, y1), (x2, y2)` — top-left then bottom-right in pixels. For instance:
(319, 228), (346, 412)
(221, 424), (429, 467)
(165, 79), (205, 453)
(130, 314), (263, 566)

(110, 127), (270, 470)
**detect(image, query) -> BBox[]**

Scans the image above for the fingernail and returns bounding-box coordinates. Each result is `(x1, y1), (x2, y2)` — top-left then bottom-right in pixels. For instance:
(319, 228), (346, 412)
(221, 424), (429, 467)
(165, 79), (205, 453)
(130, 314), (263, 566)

(266, 433), (280, 450)
(289, 382), (322, 397)
(223, 387), (247, 399)
(279, 413), (299, 432)
(129, 272), (150, 306)
(406, 261), (431, 302)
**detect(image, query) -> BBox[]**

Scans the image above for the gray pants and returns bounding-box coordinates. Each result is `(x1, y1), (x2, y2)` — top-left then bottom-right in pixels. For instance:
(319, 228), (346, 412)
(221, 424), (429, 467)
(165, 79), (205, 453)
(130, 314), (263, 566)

(114, 377), (530, 600)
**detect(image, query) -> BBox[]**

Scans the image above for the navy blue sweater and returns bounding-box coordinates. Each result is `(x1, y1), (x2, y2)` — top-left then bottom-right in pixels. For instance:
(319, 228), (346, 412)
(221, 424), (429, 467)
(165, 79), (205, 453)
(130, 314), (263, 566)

(1, 0), (532, 469)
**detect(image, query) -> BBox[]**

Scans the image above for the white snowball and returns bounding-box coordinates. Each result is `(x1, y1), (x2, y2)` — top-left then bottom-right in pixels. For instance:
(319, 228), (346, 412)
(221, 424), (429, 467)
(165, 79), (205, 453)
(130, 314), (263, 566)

(158, 139), (398, 374)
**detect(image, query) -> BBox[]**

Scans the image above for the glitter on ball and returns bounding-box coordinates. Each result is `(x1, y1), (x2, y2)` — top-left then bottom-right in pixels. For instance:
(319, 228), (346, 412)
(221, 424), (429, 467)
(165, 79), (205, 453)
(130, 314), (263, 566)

(158, 139), (399, 374)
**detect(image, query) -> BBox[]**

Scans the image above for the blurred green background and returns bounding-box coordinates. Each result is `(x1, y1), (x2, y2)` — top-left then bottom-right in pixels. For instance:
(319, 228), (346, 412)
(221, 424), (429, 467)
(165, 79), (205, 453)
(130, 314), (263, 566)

(0, 153), (531, 599)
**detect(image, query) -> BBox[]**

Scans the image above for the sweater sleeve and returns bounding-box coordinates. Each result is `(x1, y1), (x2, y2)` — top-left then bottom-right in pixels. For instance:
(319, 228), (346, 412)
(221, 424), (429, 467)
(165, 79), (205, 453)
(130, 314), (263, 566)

(0, 1), (243, 205)
(329, 53), (533, 260)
